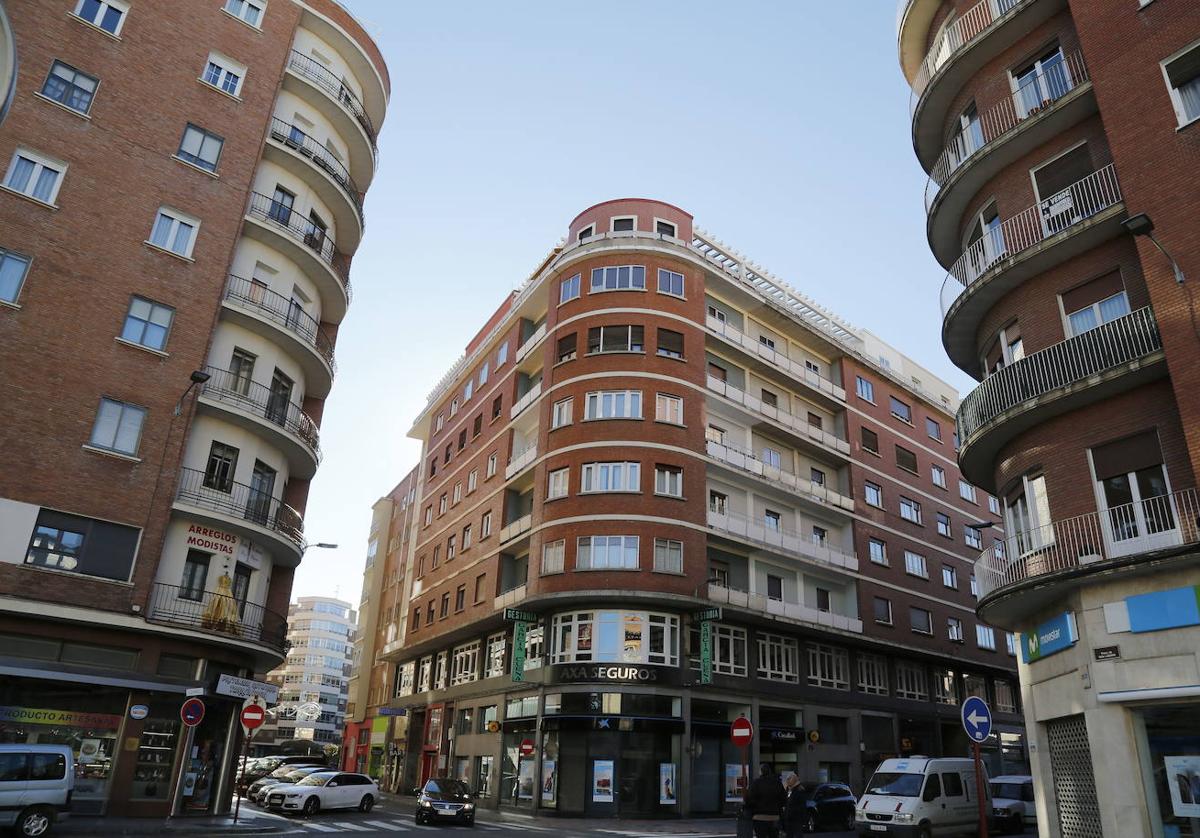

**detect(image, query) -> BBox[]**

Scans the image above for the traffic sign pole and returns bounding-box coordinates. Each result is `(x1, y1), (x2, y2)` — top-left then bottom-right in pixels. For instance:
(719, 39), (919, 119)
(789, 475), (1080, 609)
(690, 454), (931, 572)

(233, 703), (266, 825)
(729, 717), (754, 804)
(961, 697), (992, 838)
(974, 741), (988, 838)
(234, 727), (253, 824)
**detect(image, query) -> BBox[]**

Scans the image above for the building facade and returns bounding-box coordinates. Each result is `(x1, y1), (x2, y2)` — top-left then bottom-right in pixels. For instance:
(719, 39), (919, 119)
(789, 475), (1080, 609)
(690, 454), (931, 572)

(259, 597), (355, 749)
(342, 467), (420, 787)
(896, 0), (1200, 835)
(0, 0), (387, 817)
(373, 199), (1025, 819)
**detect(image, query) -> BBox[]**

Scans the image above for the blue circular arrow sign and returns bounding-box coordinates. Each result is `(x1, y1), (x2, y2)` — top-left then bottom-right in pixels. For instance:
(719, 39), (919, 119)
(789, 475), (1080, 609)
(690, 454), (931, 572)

(961, 696), (992, 743)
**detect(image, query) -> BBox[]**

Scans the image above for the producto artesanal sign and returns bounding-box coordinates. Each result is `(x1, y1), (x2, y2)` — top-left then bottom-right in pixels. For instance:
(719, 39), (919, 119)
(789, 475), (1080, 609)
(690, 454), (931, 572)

(0, 705), (124, 729)
(186, 523), (239, 556)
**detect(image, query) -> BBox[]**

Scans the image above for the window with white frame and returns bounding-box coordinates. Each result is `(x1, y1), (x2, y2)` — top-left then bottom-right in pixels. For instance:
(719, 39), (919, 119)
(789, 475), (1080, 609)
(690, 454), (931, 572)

(942, 564), (958, 589)
(541, 539), (565, 574)
(121, 296), (174, 351)
(201, 53), (245, 97)
(910, 606), (933, 635)
(177, 124), (224, 172)
(756, 633), (799, 683)
(4, 149), (65, 205)
(959, 480), (977, 502)
(855, 376), (874, 402)
(976, 624), (996, 650)
(655, 393), (683, 425)
(481, 511), (492, 538)
(1163, 42), (1200, 126)
(764, 510), (781, 531)
(937, 512), (952, 537)
(468, 469), (478, 493)
(479, 362), (489, 385)
(547, 468), (569, 500)
(524, 627), (545, 670)
(41, 61), (99, 114)
(1005, 473), (1052, 554)
(935, 669), (958, 705)
(995, 679), (1016, 713)
(485, 633), (506, 677)
(463, 378), (473, 401)
(655, 465), (683, 497)
(148, 207), (198, 258)
(450, 641), (479, 686)
(890, 396), (912, 423)
(74, 0), (128, 35)
(900, 496), (922, 524)
(576, 535), (639, 570)
(585, 390), (642, 420)
(396, 662), (414, 696)
(712, 624), (747, 676)
(580, 461), (640, 493)
(551, 397), (573, 429)
(438, 494), (447, 515)
(0, 248), (31, 303)
(965, 526), (982, 550)
(452, 482), (462, 504)
(895, 662), (928, 700)
(858, 653), (889, 695)
(434, 651), (448, 689)
(932, 465), (947, 488)
(435, 414), (445, 432)
(496, 342), (508, 366)
(761, 446), (782, 469)
(865, 482), (883, 507)
(587, 324), (643, 354)
(869, 538), (888, 565)
(551, 610), (679, 665)
(224, 0), (265, 27)
(807, 643), (849, 690)
(948, 617), (964, 642)
(1005, 631), (1017, 655)
(462, 524), (472, 550)
(653, 538), (682, 573)
(89, 398), (146, 456)
(559, 273), (581, 304)
(416, 657), (431, 692)
(904, 550), (928, 578)
(656, 219), (677, 237)
(989, 495), (1000, 514)
(657, 268), (684, 297)
(709, 490), (727, 515)
(486, 453), (497, 477)
(590, 265), (646, 292)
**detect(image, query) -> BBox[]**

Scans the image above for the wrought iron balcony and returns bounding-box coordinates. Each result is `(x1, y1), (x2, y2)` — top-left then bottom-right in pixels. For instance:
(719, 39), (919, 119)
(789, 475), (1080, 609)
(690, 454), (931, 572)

(911, 0), (1033, 102)
(926, 50), (1089, 211)
(175, 467), (304, 549)
(246, 191), (351, 295)
(976, 487), (1200, 601)
(199, 367), (321, 464)
(286, 50), (377, 151)
(267, 117), (364, 225)
(223, 275), (336, 374)
(146, 582), (288, 653)
(940, 163), (1122, 317)
(958, 307), (1161, 448)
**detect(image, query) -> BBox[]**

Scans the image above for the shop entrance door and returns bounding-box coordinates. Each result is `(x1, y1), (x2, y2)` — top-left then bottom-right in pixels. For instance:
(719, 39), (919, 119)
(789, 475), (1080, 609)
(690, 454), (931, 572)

(419, 752), (437, 787)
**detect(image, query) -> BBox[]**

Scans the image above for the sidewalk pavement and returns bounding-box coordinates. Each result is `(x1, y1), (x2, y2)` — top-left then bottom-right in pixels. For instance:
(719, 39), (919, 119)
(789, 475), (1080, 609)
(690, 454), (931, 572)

(57, 809), (287, 836)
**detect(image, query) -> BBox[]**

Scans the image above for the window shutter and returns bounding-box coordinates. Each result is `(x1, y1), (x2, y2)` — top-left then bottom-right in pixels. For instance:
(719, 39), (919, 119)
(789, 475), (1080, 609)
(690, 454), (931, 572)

(1061, 271), (1125, 314)
(1090, 430), (1163, 480)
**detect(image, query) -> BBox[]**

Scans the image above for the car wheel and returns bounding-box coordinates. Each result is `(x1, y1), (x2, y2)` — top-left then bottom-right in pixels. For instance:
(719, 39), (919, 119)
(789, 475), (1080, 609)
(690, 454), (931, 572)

(359, 794), (375, 813)
(804, 812), (816, 833)
(465, 816), (475, 826)
(302, 796), (320, 817)
(17, 807), (53, 838)
(415, 811), (426, 825)
(844, 810), (856, 831)
(917, 826), (933, 838)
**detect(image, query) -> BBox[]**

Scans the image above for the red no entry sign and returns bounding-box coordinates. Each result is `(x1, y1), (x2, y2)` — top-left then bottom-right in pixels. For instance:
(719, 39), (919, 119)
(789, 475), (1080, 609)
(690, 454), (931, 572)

(519, 738), (535, 756)
(730, 716), (754, 746)
(241, 703), (266, 731)
(181, 697), (206, 727)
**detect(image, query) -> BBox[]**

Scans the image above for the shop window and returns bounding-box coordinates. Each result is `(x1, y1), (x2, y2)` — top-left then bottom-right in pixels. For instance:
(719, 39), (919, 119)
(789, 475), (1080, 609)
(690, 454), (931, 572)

(133, 718), (179, 799)
(550, 610), (678, 666)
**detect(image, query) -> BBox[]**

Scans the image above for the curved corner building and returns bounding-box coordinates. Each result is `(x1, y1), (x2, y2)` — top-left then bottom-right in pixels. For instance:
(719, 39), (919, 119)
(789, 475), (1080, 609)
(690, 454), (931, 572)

(0, 0), (387, 817)
(378, 199), (1025, 817)
(897, 0), (1200, 835)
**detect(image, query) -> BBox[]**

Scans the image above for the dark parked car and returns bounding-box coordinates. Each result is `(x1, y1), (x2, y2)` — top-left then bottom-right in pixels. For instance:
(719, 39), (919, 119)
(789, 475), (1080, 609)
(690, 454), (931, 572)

(415, 778), (476, 826)
(785, 782), (857, 833)
(238, 755), (326, 792)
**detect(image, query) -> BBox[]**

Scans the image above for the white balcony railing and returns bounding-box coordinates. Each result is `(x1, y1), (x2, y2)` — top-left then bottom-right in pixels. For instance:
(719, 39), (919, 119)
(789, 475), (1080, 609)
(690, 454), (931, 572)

(926, 51), (1089, 210)
(911, 0), (1033, 101)
(510, 381), (542, 419)
(499, 514), (532, 543)
(706, 376), (850, 456)
(706, 583), (864, 634)
(515, 323), (546, 363)
(705, 316), (847, 402)
(976, 487), (1200, 599)
(705, 439), (856, 513)
(941, 163), (1122, 317)
(505, 444), (538, 480)
(494, 585), (528, 611)
(707, 510), (858, 572)
(958, 307), (1162, 447)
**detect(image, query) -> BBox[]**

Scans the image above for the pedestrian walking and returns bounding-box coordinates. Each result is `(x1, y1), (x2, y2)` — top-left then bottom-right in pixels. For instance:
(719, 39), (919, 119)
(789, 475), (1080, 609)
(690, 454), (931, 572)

(782, 774), (807, 838)
(747, 763), (787, 838)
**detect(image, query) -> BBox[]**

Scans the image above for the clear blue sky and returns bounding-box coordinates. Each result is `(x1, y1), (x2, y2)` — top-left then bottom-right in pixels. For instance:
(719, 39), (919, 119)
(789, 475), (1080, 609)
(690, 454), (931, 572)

(292, 0), (968, 599)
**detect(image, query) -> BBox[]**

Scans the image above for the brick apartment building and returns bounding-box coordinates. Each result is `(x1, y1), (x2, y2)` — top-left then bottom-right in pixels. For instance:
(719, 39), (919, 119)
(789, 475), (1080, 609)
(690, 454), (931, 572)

(358, 199), (1026, 818)
(0, 0), (387, 817)
(896, 0), (1200, 834)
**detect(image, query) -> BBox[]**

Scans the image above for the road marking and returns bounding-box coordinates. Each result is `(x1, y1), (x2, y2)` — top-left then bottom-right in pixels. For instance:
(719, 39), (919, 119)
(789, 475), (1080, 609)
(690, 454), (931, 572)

(300, 825), (339, 833)
(331, 823), (373, 832)
(364, 820), (407, 831)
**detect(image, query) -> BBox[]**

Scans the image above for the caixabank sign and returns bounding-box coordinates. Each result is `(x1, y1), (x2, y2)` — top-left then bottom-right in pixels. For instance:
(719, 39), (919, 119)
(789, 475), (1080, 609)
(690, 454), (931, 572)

(1022, 611), (1079, 664)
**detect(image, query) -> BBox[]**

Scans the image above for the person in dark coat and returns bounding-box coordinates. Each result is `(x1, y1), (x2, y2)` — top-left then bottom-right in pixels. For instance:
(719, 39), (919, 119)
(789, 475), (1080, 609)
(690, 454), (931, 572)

(782, 774), (808, 838)
(747, 763), (787, 838)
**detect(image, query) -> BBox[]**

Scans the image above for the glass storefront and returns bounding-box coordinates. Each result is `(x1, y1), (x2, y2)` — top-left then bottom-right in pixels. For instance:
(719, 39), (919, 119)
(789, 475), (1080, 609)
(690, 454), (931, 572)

(131, 717), (179, 800)
(1137, 704), (1200, 838)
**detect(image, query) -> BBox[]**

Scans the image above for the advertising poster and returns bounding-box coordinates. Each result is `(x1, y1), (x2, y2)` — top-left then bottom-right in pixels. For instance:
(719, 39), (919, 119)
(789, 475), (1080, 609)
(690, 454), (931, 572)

(78, 739), (102, 765)
(725, 763), (746, 802)
(1164, 756), (1200, 817)
(517, 758), (535, 799)
(542, 759), (556, 802)
(592, 759), (614, 802)
(659, 763), (676, 804)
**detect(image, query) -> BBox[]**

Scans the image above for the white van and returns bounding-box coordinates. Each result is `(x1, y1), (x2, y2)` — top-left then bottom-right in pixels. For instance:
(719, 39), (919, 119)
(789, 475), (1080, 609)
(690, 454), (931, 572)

(0, 745), (74, 836)
(990, 775), (1036, 834)
(856, 757), (990, 837)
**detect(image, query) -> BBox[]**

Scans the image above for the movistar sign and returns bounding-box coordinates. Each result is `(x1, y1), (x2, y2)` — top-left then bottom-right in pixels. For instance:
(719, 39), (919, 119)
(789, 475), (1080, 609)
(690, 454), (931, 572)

(1022, 611), (1078, 664)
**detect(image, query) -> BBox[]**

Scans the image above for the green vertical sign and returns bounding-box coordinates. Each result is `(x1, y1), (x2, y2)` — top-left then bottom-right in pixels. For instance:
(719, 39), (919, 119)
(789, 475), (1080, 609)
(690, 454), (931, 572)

(700, 620), (713, 685)
(512, 620), (528, 682)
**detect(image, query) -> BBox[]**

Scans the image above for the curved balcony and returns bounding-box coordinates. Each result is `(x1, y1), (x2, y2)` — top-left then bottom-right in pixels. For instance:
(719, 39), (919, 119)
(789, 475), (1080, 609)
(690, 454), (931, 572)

(196, 368), (322, 479)
(976, 487), (1200, 626)
(173, 467), (305, 566)
(146, 582), (288, 655)
(704, 316), (846, 406)
(705, 376), (850, 459)
(925, 51), (1096, 265)
(705, 439), (856, 514)
(221, 275), (336, 397)
(941, 163), (1125, 373)
(956, 307), (1165, 489)
(242, 191), (351, 323)
(707, 510), (859, 573)
(908, 0), (1067, 170)
(283, 50), (376, 188)
(265, 117), (364, 250)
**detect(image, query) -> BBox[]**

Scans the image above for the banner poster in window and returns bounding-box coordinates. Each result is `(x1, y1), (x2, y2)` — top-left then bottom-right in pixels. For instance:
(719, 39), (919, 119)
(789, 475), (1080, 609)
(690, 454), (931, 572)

(725, 763), (746, 802)
(659, 762), (677, 804)
(517, 757), (535, 799)
(592, 759), (614, 802)
(541, 759), (556, 803)
(1164, 756), (1200, 817)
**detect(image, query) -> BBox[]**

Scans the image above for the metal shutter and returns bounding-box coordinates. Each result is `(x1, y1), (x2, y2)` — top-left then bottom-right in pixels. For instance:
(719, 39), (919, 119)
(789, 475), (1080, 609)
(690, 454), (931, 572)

(1046, 715), (1104, 837)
